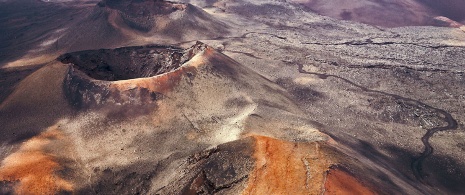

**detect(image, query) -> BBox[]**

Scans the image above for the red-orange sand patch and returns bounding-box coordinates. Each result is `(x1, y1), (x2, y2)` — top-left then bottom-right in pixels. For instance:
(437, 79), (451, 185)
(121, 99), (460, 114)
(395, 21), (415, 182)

(243, 135), (337, 195)
(0, 126), (73, 194)
(324, 167), (375, 195)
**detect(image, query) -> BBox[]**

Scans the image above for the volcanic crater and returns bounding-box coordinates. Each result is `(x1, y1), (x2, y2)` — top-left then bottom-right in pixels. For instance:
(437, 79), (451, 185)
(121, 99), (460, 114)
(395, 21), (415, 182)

(60, 42), (207, 108)
(59, 45), (198, 81)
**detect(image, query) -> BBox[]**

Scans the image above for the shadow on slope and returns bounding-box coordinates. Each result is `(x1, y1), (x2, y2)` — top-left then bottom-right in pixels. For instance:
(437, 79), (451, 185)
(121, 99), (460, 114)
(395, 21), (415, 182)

(327, 133), (465, 194)
(0, 0), (88, 67)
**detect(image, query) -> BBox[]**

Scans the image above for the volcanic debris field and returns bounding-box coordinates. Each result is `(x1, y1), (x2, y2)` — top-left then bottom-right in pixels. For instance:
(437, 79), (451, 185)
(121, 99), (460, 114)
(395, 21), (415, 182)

(1, 0), (465, 194)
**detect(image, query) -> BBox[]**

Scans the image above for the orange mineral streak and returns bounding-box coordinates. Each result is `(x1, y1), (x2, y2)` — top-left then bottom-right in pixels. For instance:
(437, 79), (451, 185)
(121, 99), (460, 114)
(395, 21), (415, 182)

(109, 65), (198, 93)
(0, 127), (73, 194)
(243, 136), (336, 195)
(324, 168), (376, 195)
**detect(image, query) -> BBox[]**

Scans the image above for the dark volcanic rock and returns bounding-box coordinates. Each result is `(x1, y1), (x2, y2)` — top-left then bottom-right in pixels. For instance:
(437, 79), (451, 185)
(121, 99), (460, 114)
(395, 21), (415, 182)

(179, 137), (255, 195)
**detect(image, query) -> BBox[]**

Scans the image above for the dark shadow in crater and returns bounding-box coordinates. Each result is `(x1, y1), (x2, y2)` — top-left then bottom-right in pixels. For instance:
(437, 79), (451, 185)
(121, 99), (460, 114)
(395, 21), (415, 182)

(100, 0), (187, 32)
(58, 45), (197, 81)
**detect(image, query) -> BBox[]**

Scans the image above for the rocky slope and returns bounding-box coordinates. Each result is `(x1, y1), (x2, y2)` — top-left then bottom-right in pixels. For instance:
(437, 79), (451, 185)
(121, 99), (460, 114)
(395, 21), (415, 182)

(0, 41), (396, 194)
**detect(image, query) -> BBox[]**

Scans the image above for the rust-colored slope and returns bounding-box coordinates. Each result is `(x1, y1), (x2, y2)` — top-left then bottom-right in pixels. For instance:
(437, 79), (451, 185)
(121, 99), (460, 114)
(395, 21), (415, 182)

(0, 41), (379, 194)
(242, 136), (377, 195)
(0, 125), (73, 194)
(324, 167), (375, 195)
(243, 136), (335, 195)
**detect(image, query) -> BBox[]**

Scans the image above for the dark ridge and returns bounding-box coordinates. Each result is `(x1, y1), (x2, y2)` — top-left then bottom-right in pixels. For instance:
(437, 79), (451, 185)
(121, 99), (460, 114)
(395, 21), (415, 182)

(58, 45), (197, 81)
(100, 0), (186, 13)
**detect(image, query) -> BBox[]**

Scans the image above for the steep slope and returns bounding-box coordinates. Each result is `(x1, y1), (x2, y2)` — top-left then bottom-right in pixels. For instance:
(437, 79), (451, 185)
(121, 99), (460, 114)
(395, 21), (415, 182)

(0, 42), (332, 194)
(0, 41), (426, 194)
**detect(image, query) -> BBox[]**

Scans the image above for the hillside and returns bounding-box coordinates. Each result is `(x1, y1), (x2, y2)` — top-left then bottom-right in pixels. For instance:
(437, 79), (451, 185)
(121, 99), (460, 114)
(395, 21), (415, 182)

(1, 0), (465, 194)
